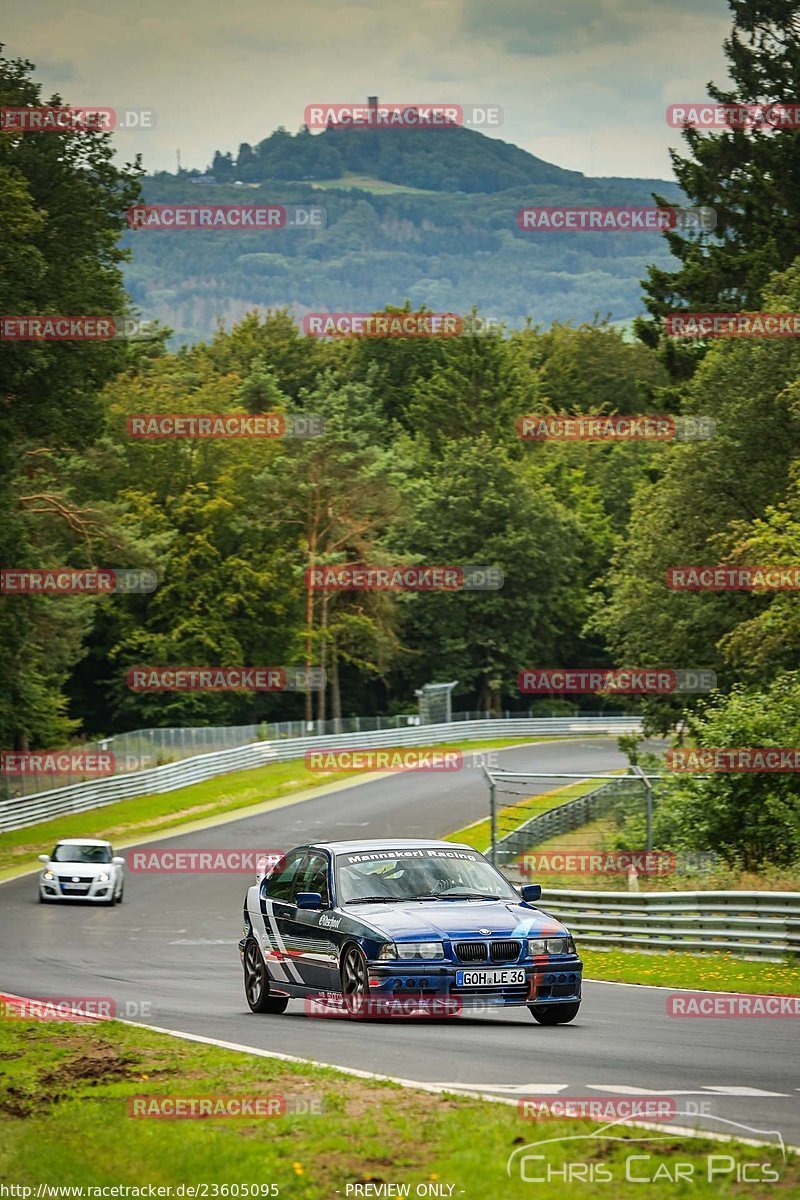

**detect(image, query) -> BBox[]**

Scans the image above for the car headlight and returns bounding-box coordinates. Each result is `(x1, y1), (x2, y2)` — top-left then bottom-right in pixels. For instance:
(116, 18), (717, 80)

(416, 941), (444, 960)
(43, 870), (56, 881)
(97, 873), (110, 883)
(528, 938), (546, 955)
(378, 942), (444, 961)
(546, 936), (575, 955)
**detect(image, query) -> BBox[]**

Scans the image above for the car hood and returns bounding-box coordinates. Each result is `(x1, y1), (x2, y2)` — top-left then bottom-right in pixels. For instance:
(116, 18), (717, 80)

(342, 899), (568, 939)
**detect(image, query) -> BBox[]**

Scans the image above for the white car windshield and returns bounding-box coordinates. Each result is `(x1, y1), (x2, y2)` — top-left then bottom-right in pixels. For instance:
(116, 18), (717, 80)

(336, 849), (518, 904)
(51, 844), (112, 864)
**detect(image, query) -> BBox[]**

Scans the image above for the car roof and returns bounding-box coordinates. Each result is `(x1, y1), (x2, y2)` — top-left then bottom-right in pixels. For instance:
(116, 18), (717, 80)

(54, 838), (112, 847)
(311, 838), (478, 855)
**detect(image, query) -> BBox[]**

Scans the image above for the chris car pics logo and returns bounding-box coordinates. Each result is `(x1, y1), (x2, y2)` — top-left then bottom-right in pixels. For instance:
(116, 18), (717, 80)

(506, 1113), (786, 1184)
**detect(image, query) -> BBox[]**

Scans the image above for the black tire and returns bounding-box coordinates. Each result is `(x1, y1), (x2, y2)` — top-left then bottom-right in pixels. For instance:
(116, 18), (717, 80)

(243, 938), (288, 1014)
(340, 944), (370, 1016)
(528, 1001), (580, 1025)
(115, 882), (124, 904)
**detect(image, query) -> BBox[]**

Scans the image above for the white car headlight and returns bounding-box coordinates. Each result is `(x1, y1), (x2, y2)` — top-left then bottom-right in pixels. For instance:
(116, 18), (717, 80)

(43, 870), (56, 881)
(545, 936), (574, 955)
(397, 941), (444, 960)
(378, 942), (445, 961)
(97, 873), (110, 883)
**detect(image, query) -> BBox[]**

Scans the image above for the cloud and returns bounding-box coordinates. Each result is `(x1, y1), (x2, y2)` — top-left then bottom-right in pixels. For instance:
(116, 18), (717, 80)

(2, 0), (732, 178)
(461, 0), (728, 56)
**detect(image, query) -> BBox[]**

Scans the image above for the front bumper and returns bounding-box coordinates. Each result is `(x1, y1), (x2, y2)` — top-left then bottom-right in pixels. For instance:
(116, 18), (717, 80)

(40, 877), (116, 902)
(363, 955), (583, 1008)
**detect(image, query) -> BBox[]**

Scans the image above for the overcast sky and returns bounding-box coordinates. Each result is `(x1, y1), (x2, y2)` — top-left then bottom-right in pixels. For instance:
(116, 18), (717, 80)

(4, 0), (732, 180)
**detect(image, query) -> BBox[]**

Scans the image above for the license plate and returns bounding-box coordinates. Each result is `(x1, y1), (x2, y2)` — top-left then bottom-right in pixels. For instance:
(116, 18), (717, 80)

(456, 968), (526, 987)
(62, 883), (84, 890)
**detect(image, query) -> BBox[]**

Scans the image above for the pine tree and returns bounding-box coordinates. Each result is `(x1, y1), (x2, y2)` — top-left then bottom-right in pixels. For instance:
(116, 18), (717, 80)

(638, 1), (800, 345)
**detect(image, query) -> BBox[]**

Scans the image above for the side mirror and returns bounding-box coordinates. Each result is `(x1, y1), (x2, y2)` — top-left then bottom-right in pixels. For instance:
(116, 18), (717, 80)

(296, 891), (322, 910)
(521, 884), (542, 903)
(38, 854), (49, 864)
(112, 857), (125, 865)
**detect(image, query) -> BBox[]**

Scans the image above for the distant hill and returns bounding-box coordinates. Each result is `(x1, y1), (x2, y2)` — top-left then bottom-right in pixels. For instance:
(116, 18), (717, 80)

(209, 118), (590, 194)
(124, 116), (684, 345)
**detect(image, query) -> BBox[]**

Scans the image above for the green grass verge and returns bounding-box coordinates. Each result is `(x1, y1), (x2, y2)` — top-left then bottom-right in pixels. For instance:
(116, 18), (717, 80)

(1, 1017), (795, 1195)
(527, 815), (800, 893)
(579, 946), (800, 995)
(0, 737), (546, 878)
(445, 778), (605, 853)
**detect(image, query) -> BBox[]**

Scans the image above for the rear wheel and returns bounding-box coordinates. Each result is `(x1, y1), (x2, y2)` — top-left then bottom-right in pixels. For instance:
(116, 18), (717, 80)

(340, 944), (370, 1016)
(528, 1001), (580, 1025)
(243, 939), (288, 1014)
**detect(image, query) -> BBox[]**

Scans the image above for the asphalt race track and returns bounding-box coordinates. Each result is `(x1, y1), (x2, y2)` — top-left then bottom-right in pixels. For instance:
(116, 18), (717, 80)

(1, 738), (797, 1148)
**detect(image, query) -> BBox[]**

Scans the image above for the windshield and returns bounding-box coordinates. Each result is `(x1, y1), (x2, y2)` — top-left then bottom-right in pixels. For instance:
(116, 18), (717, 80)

(336, 848), (518, 904)
(51, 844), (112, 864)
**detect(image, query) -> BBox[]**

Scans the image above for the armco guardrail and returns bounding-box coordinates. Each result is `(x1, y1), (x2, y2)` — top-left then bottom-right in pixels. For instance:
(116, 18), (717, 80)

(493, 778), (636, 869)
(537, 889), (800, 959)
(0, 716), (641, 833)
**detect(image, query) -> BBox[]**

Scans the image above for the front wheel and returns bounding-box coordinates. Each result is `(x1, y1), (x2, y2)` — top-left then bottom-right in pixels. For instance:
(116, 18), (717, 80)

(340, 944), (370, 1016)
(528, 1001), (580, 1025)
(243, 939), (288, 1014)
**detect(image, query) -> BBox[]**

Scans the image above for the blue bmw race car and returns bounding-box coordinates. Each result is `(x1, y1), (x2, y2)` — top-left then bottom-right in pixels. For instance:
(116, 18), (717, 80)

(239, 838), (582, 1023)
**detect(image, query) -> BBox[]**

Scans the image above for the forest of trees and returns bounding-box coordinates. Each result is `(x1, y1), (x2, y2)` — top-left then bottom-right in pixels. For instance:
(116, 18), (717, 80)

(1, 0), (799, 867)
(126, 171), (684, 344)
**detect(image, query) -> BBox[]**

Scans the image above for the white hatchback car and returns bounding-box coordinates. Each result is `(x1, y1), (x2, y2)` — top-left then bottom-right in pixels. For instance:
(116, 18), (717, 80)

(38, 838), (125, 905)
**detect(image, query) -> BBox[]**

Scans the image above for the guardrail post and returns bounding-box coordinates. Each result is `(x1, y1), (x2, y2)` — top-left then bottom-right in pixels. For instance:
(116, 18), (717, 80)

(631, 764), (653, 852)
(489, 780), (498, 867)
